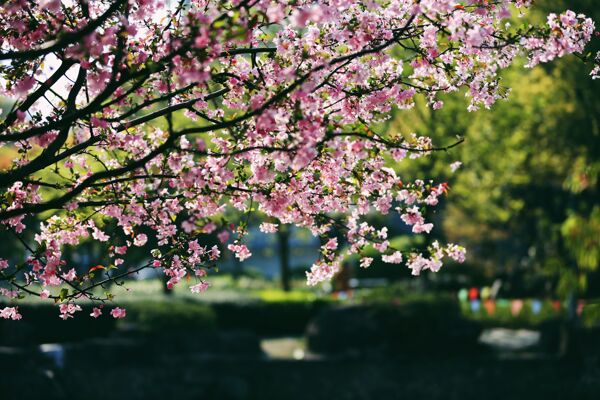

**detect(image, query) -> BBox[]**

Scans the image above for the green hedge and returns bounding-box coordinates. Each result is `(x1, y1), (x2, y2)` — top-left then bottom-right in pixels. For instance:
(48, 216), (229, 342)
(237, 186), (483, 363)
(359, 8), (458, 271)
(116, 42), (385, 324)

(0, 297), (333, 343)
(582, 302), (600, 328)
(0, 303), (116, 345)
(212, 299), (333, 335)
(122, 300), (217, 333)
(6, 296), (594, 345)
(307, 299), (484, 356)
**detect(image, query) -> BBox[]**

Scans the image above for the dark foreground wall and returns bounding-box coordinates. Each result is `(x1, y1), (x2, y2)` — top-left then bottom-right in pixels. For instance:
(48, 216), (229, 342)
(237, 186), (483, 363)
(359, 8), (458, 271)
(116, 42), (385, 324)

(2, 350), (599, 400)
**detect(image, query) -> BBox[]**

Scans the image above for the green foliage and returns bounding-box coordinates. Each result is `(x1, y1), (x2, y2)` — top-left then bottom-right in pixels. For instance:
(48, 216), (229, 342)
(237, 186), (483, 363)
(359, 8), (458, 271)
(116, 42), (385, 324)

(212, 298), (333, 335)
(561, 207), (600, 272)
(123, 301), (217, 333)
(581, 302), (600, 328)
(354, 282), (448, 304)
(388, 0), (600, 295)
(256, 289), (324, 302)
(0, 303), (116, 345)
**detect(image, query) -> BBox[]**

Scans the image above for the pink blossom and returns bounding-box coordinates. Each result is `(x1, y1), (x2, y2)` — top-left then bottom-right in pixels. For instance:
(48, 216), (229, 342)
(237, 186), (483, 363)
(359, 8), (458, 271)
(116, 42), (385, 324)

(360, 257), (373, 268)
(259, 223), (278, 233)
(0, 288), (18, 298)
(133, 233), (148, 247)
(324, 238), (338, 251)
(412, 222), (434, 234)
(306, 260), (340, 286)
(291, 6), (323, 27)
(188, 239), (201, 253)
(202, 221), (217, 234)
(115, 246), (128, 255)
(90, 117), (109, 128)
(591, 52), (600, 80)
(92, 228), (109, 242)
(382, 252), (403, 264)
(401, 207), (424, 226)
(190, 281), (210, 293)
(40, 0), (61, 13)
(194, 27), (210, 48)
(90, 307), (102, 318)
(0, 307), (22, 320)
(217, 230), (230, 244)
(227, 244), (252, 261)
(209, 245), (221, 260)
(445, 244), (467, 263)
(450, 161), (462, 172)
(110, 307), (127, 319)
(59, 303), (82, 320)
(13, 76), (36, 95)
(266, 4), (285, 23)
(61, 268), (77, 282)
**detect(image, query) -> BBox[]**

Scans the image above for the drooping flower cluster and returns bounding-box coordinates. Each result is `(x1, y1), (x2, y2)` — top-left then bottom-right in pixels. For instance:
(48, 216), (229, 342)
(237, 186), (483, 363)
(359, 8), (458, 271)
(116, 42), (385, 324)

(0, 0), (596, 319)
(0, 306), (22, 321)
(522, 10), (594, 68)
(592, 52), (600, 80)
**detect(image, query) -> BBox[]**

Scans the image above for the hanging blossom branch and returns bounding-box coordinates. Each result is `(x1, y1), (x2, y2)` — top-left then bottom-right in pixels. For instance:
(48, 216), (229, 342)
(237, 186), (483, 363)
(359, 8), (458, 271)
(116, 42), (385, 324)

(590, 51), (600, 79)
(0, 0), (596, 320)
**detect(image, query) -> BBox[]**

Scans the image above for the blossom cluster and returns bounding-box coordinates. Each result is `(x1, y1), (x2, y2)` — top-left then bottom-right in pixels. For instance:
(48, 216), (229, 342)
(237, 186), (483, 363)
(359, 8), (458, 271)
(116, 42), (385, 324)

(0, 0), (595, 319)
(592, 52), (600, 80)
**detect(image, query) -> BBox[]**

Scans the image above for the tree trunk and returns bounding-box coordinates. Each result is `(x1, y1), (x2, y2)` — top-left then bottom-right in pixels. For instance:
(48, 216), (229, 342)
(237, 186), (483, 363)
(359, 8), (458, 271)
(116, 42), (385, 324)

(162, 274), (172, 296)
(278, 225), (291, 292)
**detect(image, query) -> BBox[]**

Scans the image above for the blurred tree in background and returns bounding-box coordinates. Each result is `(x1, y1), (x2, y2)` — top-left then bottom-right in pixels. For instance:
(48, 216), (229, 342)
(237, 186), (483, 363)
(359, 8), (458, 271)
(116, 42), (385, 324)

(387, 0), (600, 298)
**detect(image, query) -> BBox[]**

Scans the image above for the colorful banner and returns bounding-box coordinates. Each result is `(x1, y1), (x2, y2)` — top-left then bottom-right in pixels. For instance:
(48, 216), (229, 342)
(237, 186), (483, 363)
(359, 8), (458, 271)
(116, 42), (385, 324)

(483, 299), (496, 315)
(458, 288), (468, 303)
(480, 287), (491, 300)
(552, 300), (562, 312)
(531, 299), (542, 315)
(577, 300), (586, 316)
(456, 288), (588, 319)
(468, 287), (479, 301)
(496, 299), (510, 309)
(511, 299), (524, 316)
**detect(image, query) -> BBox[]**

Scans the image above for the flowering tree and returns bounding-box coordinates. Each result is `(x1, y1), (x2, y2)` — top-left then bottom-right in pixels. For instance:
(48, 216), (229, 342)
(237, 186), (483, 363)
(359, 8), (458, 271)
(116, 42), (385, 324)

(0, 0), (597, 320)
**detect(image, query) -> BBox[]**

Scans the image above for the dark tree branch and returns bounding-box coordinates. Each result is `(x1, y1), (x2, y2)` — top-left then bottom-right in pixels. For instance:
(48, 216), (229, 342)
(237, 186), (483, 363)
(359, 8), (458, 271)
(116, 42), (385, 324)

(0, 0), (126, 61)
